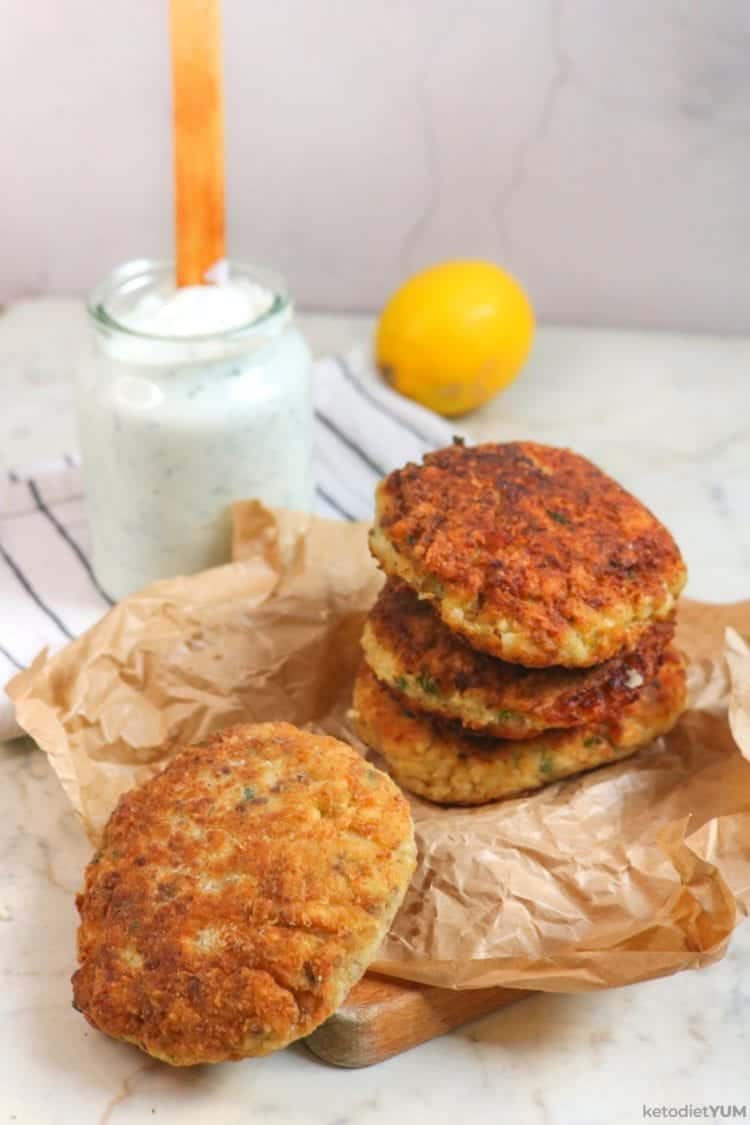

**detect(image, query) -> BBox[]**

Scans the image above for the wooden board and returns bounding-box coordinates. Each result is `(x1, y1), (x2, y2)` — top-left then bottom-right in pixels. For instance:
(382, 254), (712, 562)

(305, 974), (529, 1068)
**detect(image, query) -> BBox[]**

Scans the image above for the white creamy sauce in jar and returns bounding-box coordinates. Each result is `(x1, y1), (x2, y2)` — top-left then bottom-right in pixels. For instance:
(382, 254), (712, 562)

(123, 278), (274, 336)
(77, 266), (313, 600)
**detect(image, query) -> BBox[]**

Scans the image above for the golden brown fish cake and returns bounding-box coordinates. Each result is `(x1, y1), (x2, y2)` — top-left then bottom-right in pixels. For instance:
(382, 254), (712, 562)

(363, 578), (673, 739)
(73, 723), (415, 1066)
(370, 441), (686, 667)
(352, 648), (686, 805)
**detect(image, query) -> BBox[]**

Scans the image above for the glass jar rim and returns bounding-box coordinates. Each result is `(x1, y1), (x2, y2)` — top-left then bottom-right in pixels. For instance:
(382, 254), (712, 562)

(87, 258), (291, 343)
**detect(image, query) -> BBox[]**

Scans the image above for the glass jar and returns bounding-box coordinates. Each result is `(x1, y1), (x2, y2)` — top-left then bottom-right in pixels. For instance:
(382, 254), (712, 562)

(76, 258), (313, 600)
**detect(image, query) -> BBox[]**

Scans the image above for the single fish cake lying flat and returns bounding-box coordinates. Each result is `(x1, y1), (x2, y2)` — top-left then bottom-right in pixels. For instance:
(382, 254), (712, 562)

(362, 578), (673, 739)
(73, 723), (416, 1065)
(370, 442), (686, 667)
(352, 648), (686, 805)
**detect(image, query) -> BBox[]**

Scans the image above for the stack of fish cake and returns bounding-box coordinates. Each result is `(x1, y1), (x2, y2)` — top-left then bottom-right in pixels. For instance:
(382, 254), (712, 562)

(353, 441), (688, 805)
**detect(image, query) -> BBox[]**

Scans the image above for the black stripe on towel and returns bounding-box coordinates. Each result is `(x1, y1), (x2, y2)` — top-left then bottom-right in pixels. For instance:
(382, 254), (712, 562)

(314, 409), (386, 479)
(0, 543), (73, 640)
(333, 355), (434, 448)
(3, 494), (85, 522)
(0, 643), (23, 672)
(27, 480), (114, 606)
(315, 485), (356, 522)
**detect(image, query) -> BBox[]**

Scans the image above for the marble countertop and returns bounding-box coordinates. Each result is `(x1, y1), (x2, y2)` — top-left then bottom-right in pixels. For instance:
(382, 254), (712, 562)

(2, 299), (750, 1124)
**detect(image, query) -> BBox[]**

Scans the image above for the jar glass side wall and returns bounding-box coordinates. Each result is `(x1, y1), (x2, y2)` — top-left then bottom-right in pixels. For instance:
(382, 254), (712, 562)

(76, 261), (313, 599)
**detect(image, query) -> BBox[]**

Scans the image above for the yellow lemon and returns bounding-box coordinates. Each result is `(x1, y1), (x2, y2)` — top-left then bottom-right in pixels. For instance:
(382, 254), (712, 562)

(375, 260), (534, 416)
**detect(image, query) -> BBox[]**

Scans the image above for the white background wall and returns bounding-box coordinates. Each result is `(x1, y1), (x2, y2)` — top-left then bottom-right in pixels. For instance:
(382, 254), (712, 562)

(2, 0), (749, 331)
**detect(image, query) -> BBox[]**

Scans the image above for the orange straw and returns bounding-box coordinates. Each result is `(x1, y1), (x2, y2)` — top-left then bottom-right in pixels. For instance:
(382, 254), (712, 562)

(169, 0), (226, 286)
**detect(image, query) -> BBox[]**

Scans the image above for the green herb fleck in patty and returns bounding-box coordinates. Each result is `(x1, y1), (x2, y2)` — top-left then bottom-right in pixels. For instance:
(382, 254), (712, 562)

(416, 672), (440, 696)
(539, 751), (555, 776)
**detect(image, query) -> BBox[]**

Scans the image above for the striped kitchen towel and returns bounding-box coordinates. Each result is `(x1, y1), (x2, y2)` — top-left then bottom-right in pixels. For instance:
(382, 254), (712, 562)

(0, 348), (455, 739)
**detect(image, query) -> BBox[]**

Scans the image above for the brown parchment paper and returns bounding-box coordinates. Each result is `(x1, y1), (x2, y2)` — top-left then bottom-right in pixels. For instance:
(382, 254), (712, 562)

(8, 503), (750, 993)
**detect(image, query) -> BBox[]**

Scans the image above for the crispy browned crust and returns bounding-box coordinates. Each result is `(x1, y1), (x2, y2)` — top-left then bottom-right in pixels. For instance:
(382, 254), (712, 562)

(352, 648), (687, 805)
(363, 578), (673, 738)
(371, 442), (686, 667)
(72, 723), (415, 1065)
